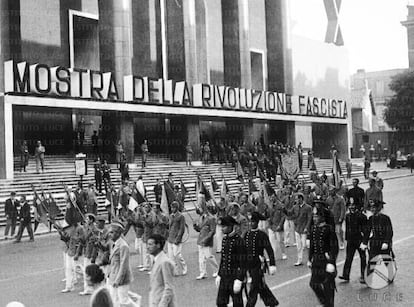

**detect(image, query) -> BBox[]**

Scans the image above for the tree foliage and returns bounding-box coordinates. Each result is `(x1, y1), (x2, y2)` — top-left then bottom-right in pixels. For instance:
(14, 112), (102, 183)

(384, 70), (414, 132)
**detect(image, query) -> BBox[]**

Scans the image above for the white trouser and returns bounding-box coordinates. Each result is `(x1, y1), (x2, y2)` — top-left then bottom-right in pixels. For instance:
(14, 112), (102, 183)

(135, 238), (151, 268)
(283, 219), (296, 246)
(167, 242), (187, 275)
(268, 228), (286, 258)
(198, 245), (218, 276)
(108, 284), (141, 307)
(215, 224), (224, 252)
(64, 253), (76, 289)
(295, 232), (307, 263)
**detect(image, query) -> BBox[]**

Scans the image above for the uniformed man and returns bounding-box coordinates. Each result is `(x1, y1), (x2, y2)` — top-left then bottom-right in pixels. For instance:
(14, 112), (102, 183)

(307, 206), (338, 307)
(61, 221), (84, 293)
(216, 216), (246, 307)
(80, 213), (99, 295)
(94, 216), (111, 278)
(339, 202), (368, 284)
(141, 140), (149, 169)
(167, 201), (187, 276)
(361, 200), (393, 260)
(245, 212), (279, 307)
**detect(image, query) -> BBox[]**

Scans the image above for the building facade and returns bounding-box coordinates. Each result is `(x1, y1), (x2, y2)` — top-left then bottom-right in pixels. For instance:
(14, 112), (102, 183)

(0, 0), (351, 179)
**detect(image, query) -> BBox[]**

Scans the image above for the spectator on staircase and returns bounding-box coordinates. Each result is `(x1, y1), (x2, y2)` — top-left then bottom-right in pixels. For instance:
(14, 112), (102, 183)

(20, 140), (29, 172)
(102, 160), (111, 192)
(115, 140), (124, 169)
(141, 140), (149, 169)
(91, 131), (99, 157)
(34, 140), (45, 174)
(185, 142), (193, 167)
(346, 158), (352, 179)
(94, 158), (103, 194)
(153, 178), (163, 203)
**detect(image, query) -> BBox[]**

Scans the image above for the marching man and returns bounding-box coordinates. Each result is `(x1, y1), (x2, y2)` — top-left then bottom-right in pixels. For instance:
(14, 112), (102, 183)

(216, 216), (246, 307)
(245, 212), (279, 307)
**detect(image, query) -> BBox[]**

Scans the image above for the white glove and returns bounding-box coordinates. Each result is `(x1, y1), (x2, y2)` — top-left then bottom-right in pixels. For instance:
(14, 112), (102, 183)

(359, 243), (368, 251)
(381, 243), (389, 250)
(324, 252), (331, 260)
(269, 265), (277, 275)
(305, 239), (310, 249)
(326, 263), (335, 273)
(307, 260), (312, 268)
(233, 279), (242, 294)
(215, 275), (221, 288)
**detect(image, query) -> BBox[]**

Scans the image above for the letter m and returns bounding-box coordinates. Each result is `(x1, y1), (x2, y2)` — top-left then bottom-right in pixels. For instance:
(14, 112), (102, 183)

(4, 60), (30, 92)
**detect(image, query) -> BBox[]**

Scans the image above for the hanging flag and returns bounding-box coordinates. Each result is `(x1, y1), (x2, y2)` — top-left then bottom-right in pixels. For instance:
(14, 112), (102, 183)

(256, 163), (266, 182)
(220, 175), (229, 199)
(136, 179), (147, 203)
(180, 179), (187, 199)
(280, 154), (299, 181)
(128, 196), (139, 211)
(160, 184), (170, 215)
(164, 181), (176, 205)
(199, 177), (212, 202)
(332, 150), (342, 188)
(210, 175), (219, 191)
(47, 197), (61, 220)
(236, 161), (245, 183)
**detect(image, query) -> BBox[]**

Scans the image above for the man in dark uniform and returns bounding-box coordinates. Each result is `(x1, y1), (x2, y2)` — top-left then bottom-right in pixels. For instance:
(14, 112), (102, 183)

(94, 158), (103, 194)
(4, 192), (19, 239)
(339, 202), (368, 283)
(216, 216), (247, 307)
(245, 212), (279, 307)
(361, 200), (393, 260)
(153, 178), (163, 204)
(14, 195), (34, 243)
(308, 206), (338, 307)
(345, 178), (365, 211)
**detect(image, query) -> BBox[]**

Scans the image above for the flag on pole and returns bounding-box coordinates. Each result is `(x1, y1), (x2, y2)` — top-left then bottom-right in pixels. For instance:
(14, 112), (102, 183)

(220, 175), (229, 199)
(332, 150), (342, 188)
(160, 184), (170, 215)
(136, 179), (147, 203)
(164, 181), (176, 205)
(236, 161), (245, 183)
(199, 176), (212, 202)
(210, 175), (219, 191)
(36, 200), (49, 227)
(180, 179), (187, 200)
(128, 196), (139, 211)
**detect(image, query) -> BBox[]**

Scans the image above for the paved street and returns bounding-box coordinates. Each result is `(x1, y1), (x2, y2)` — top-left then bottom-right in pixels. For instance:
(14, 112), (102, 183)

(1, 175), (414, 307)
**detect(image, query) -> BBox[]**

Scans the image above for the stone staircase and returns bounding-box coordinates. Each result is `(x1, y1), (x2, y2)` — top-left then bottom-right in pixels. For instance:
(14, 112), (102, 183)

(1, 154), (363, 226)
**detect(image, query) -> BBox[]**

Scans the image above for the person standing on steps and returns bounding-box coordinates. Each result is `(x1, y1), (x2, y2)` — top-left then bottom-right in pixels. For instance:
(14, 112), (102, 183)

(185, 142), (193, 167)
(34, 140), (45, 173)
(20, 140), (29, 172)
(141, 140), (149, 169)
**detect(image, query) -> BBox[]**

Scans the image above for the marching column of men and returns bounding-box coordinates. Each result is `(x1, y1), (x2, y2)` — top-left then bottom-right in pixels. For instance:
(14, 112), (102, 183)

(4, 164), (395, 306)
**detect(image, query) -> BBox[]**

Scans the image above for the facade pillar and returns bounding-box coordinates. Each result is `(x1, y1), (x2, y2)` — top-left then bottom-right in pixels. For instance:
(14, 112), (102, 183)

(294, 122), (313, 150)
(0, 0), (21, 179)
(98, 0), (132, 96)
(243, 120), (255, 146)
(265, 0), (291, 93)
(187, 117), (200, 160)
(286, 122), (296, 147)
(221, 0), (251, 88)
(131, 0), (162, 77)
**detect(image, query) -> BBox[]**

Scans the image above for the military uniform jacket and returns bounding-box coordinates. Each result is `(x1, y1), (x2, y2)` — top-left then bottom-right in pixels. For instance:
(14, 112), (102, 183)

(308, 223), (338, 266)
(363, 213), (393, 248)
(326, 196), (346, 224)
(219, 233), (247, 281)
(64, 225), (85, 257)
(194, 213), (216, 247)
(168, 212), (186, 244)
(245, 229), (275, 270)
(292, 203), (312, 234)
(345, 211), (368, 241)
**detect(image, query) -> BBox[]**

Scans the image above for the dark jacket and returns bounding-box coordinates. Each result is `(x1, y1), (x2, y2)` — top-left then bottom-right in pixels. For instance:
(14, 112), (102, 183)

(245, 229), (275, 269)
(346, 186), (365, 209)
(19, 201), (31, 222)
(5, 198), (19, 219)
(345, 211), (368, 241)
(219, 233), (247, 281)
(168, 212), (186, 244)
(194, 213), (216, 247)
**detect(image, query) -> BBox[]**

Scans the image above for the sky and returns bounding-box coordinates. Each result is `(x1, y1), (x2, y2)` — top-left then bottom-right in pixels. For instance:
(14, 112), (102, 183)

(290, 0), (409, 73)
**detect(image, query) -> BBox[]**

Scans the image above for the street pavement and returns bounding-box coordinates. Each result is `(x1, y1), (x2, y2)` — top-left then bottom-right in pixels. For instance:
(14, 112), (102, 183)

(0, 174), (414, 307)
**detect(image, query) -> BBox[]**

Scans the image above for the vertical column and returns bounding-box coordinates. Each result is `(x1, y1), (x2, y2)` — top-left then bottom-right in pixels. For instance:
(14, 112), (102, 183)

(333, 124), (349, 159)
(166, 0), (186, 80)
(243, 120), (255, 147)
(265, 0), (291, 93)
(99, 0), (132, 94)
(0, 97), (14, 179)
(131, 0), (162, 77)
(221, 0), (251, 88)
(286, 122), (296, 146)
(187, 117), (200, 160)
(294, 122), (312, 150)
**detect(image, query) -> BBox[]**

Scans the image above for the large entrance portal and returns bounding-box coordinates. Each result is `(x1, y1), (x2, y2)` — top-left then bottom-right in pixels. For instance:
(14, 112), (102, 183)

(312, 123), (348, 158)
